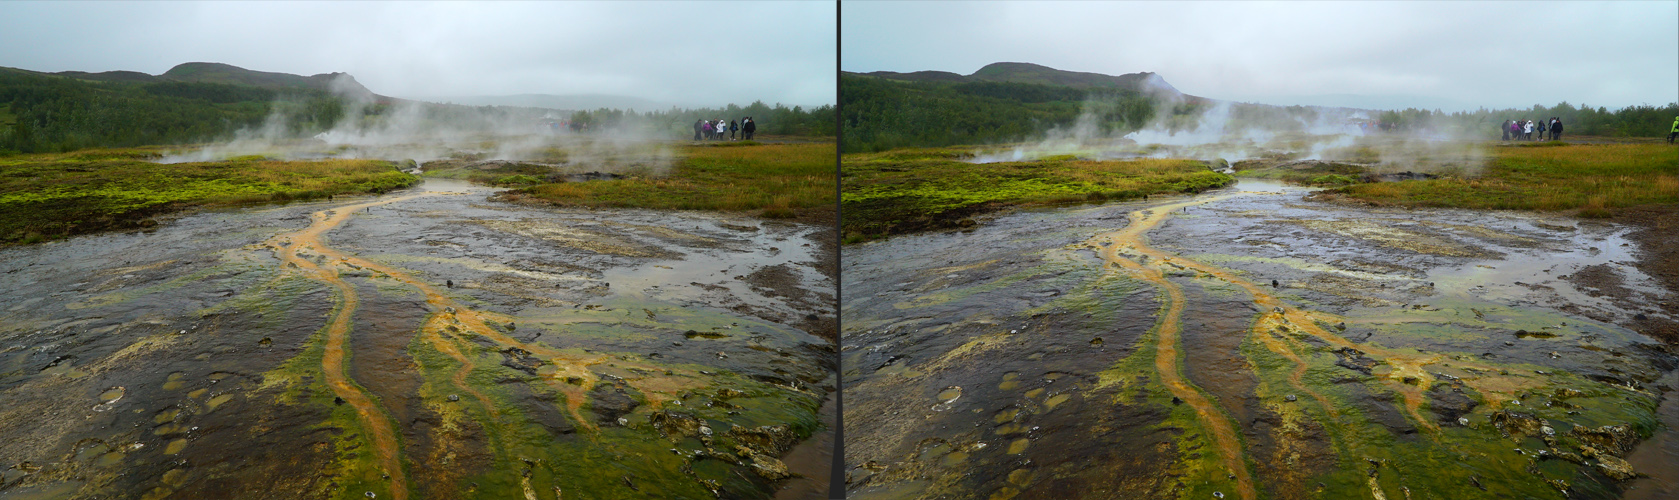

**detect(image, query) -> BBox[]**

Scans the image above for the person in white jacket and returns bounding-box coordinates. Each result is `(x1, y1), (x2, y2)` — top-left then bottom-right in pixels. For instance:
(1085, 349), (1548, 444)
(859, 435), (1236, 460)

(1523, 120), (1534, 141)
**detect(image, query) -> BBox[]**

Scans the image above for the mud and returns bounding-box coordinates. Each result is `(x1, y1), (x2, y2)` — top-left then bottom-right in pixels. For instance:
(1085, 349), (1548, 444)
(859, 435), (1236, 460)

(842, 178), (1675, 499)
(0, 178), (835, 499)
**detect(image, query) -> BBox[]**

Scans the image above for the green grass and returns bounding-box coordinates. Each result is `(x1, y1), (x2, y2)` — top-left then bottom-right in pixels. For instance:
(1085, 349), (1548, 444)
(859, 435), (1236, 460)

(1330, 143), (1678, 214)
(0, 147), (417, 244)
(512, 142), (836, 222)
(841, 146), (1233, 242)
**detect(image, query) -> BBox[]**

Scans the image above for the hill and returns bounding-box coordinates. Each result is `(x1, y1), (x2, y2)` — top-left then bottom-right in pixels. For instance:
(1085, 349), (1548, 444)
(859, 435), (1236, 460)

(0, 63), (359, 153)
(860, 62), (1184, 97)
(841, 63), (1189, 152)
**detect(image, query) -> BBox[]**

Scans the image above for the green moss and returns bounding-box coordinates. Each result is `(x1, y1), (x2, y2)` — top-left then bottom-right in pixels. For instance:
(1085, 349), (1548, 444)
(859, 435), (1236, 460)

(0, 151), (417, 244)
(842, 148), (1232, 241)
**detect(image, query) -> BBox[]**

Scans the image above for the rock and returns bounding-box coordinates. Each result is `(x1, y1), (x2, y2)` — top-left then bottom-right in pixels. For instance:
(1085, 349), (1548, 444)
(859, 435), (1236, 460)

(727, 424), (798, 455)
(589, 384), (641, 423)
(1489, 410), (1548, 439)
(1284, 394), (1297, 402)
(1569, 424), (1638, 456)
(748, 453), (792, 481)
(499, 347), (544, 376)
(649, 410), (704, 440)
(1333, 347), (1379, 375)
(1271, 280), (1279, 288)
(1430, 385), (1477, 423)
(447, 394), (460, 402)
(1596, 455), (1637, 480)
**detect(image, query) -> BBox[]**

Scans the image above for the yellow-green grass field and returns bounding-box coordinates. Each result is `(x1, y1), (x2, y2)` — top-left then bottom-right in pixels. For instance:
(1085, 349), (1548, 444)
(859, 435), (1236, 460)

(841, 147), (1233, 242)
(1330, 143), (1678, 217)
(0, 148), (416, 244)
(511, 141), (837, 222)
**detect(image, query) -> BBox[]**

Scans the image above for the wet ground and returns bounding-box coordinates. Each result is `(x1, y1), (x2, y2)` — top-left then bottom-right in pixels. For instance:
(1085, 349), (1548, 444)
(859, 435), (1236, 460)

(841, 178), (1677, 499)
(0, 178), (835, 499)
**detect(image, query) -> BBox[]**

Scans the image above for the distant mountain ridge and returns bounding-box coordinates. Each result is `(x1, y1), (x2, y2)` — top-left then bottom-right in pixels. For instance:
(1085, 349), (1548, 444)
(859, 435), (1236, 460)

(853, 62), (1185, 98)
(47, 62), (379, 99)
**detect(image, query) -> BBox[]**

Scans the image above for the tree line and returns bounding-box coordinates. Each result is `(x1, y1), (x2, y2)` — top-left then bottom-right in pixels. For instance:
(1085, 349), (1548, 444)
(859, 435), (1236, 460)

(565, 101), (835, 138)
(841, 72), (1679, 152)
(0, 69), (835, 155)
(1370, 102), (1679, 139)
(0, 70), (351, 153)
(840, 74), (1157, 153)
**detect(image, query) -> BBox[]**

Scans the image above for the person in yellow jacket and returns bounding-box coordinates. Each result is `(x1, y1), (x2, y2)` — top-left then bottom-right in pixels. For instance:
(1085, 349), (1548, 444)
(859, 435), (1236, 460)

(1669, 115), (1677, 144)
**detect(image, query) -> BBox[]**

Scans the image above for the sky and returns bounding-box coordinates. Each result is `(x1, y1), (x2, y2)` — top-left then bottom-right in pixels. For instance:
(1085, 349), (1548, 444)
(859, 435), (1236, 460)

(842, 1), (1678, 112)
(0, 1), (836, 108)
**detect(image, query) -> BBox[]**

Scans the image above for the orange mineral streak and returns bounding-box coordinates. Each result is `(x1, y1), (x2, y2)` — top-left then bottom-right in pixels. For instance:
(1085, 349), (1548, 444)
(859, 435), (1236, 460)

(1090, 196), (1257, 500)
(1089, 192), (1534, 444)
(267, 191), (707, 448)
(266, 195), (426, 500)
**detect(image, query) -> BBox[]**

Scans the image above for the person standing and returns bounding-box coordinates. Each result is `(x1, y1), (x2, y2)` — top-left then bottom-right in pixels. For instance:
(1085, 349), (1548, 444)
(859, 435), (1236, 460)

(1501, 120), (1511, 141)
(729, 119), (739, 141)
(1523, 119), (1534, 141)
(1668, 115), (1677, 144)
(693, 119), (703, 141)
(1536, 119), (1546, 141)
(743, 117), (756, 140)
(1551, 118), (1563, 141)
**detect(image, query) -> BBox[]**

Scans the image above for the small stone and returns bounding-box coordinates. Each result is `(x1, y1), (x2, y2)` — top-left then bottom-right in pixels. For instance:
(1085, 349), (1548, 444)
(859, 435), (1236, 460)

(447, 394), (460, 402)
(1591, 456), (1631, 479)
(1458, 417), (1470, 426)
(446, 280), (453, 288)
(1284, 394), (1297, 402)
(365, 493), (376, 498)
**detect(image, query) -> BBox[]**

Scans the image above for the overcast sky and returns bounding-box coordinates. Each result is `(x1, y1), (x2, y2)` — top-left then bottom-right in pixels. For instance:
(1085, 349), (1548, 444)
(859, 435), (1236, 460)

(0, 1), (836, 108)
(842, 1), (1677, 112)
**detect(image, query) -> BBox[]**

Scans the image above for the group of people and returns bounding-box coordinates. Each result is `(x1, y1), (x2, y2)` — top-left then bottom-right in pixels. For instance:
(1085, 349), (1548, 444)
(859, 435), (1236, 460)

(1502, 118), (1563, 142)
(694, 117), (756, 141)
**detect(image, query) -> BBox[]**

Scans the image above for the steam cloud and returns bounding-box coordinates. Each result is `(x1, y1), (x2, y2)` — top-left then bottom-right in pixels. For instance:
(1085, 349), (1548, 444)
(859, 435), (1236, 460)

(157, 75), (674, 176)
(973, 77), (1486, 176)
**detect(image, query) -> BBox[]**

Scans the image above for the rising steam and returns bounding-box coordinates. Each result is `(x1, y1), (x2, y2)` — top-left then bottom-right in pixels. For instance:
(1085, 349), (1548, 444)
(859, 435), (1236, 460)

(973, 77), (1486, 176)
(157, 75), (674, 176)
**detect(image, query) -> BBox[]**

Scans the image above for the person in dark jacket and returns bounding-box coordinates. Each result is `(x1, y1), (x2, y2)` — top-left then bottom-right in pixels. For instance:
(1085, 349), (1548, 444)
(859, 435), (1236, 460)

(742, 117), (756, 140)
(1501, 120), (1511, 141)
(729, 120), (739, 140)
(1536, 119), (1546, 141)
(1551, 118), (1563, 141)
(693, 120), (703, 141)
